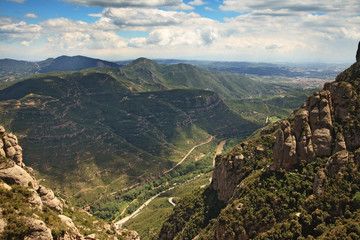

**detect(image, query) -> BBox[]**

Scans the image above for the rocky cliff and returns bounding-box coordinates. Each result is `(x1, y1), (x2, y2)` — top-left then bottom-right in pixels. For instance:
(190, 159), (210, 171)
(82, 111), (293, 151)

(0, 126), (139, 240)
(159, 42), (360, 239)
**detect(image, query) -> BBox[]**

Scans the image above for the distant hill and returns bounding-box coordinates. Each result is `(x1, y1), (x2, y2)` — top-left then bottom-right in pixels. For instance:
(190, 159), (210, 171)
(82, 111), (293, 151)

(152, 59), (346, 79)
(0, 58), (38, 72)
(0, 55), (119, 74)
(107, 58), (298, 99)
(38, 55), (119, 73)
(0, 55), (119, 86)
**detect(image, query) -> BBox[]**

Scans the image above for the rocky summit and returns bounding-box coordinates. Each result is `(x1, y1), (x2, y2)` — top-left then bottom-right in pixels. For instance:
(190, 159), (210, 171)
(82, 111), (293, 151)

(159, 43), (360, 239)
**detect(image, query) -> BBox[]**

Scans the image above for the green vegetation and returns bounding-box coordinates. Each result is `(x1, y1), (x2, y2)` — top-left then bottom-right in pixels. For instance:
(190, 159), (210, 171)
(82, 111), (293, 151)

(123, 173), (213, 240)
(0, 63), (261, 211)
(0, 182), (70, 239)
(89, 140), (217, 222)
(0, 57), (325, 232)
(225, 88), (318, 126)
(158, 62), (360, 239)
(160, 130), (360, 239)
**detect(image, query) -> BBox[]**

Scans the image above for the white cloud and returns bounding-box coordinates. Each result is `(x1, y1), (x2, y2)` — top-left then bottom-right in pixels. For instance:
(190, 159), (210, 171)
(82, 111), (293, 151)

(1, 0), (359, 62)
(40, 18), (90, 32)
(63, 0), (191, 9)
(0, 16), (41, 42)
(188, 0), (207, 6)
(220, 0), (360, 16)
(100, 8), (203, 28)
(24, 13), (38, 19)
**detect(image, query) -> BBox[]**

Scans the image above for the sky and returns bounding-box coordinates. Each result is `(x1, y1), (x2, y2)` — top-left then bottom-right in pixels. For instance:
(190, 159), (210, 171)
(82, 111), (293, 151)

(0, 0), (359, 63)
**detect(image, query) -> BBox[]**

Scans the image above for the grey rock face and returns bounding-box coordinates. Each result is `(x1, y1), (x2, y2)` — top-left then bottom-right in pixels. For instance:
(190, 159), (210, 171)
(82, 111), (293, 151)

(0, 126), (24, 167)
(0, 162), (39, 190)
(272, 88), (338, 169)
(22, 217), (53, 240)
(38, 185), (63, 214)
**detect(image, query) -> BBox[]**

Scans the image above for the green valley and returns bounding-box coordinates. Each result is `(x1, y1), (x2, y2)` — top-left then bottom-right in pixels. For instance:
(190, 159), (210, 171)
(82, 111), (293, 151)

(0, 57), (329, 239)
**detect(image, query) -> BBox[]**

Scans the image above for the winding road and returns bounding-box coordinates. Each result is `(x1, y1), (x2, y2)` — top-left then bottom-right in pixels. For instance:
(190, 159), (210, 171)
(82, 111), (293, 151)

(114, 136), (214, 229)
(164, 136), (213, 174)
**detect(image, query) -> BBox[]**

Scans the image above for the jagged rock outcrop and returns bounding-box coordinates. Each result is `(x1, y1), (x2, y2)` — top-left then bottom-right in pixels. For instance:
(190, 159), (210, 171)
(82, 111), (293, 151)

(211, 138), (273, 202)
(22, 217), (53, 240)
(273, 88), (336, 169)
(38, 185), (63, 214)
(0, 127), (23, 167)
(356, 41), (360, 63)
(58, 215), (84, 240)
(271, 64), (360, 170)
(117, 229), (141, 240)
(0, 160), (38, 190)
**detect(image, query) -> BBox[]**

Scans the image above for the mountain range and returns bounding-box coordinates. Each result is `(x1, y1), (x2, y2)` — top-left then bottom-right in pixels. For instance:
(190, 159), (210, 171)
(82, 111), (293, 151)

(1, 55), (344, 88)
(0, 52), (343, 239)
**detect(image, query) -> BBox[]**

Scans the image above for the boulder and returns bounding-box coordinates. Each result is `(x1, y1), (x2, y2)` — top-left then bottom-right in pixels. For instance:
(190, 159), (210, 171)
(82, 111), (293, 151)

(118, 229), (141, 240)
(334, 133), (347, 153)
(313, 168), (326, 196)
(22, 217), (53, 240)
(0, 162), (38, 190)
(0, 128), (24, 167)
(28, 189), (43, 210)
(0, 182), (12, 191)
(38, 185), (63, 214)
(58, 214), (83, 239)
(5, 146), (16, 159)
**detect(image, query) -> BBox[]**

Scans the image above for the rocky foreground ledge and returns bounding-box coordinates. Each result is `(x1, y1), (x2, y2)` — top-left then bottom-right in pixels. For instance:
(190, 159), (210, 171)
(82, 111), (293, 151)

(0, 126), (139, 240)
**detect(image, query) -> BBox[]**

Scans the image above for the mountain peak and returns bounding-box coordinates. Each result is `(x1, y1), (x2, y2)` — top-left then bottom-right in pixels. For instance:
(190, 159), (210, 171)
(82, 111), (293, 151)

(39, 55), (119, 73)
(356, 41), (360, 63)
(129, 57), (159, 66)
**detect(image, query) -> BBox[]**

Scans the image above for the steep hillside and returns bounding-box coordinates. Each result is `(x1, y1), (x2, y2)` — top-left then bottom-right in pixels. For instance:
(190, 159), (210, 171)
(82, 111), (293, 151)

(159, 45), (360, 239)
(0, 70), (257, 206)
(0, 127), (139, 240)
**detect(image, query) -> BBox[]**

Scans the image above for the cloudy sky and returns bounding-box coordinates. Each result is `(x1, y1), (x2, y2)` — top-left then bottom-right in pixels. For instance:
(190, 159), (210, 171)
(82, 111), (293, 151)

(1, 0), (359, 63)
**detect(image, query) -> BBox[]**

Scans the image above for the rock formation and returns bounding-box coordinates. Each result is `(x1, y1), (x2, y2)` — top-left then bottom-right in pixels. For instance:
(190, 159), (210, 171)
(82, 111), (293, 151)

(22, 217), (53, 240)
(271, 65), (360, 169)
(38, 185), (63, 214)
(357, 41), (360, 63)
(0, 126), (138, 239)
(0, 126), (23, 167)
